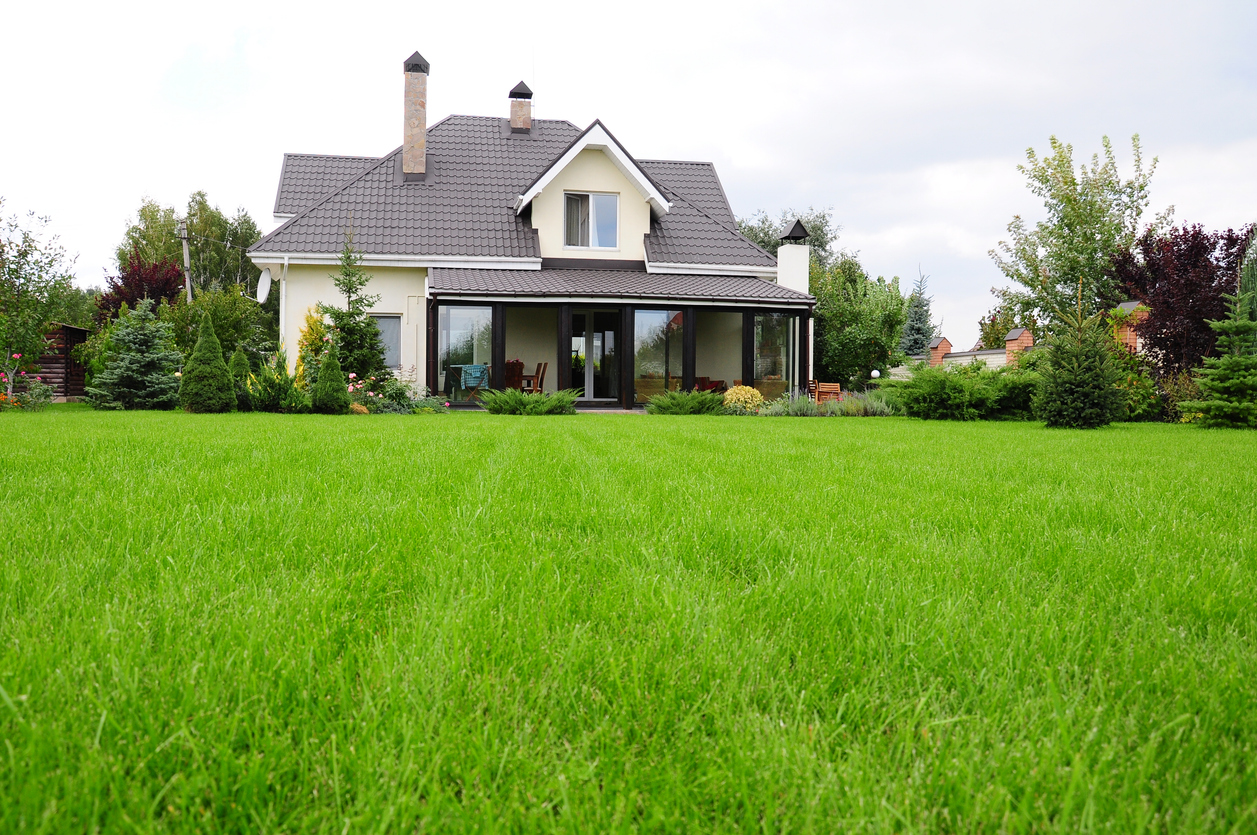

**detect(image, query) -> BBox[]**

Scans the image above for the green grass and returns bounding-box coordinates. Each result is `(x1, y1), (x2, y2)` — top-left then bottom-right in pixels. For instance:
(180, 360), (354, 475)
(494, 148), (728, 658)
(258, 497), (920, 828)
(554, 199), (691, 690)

(2, 409), (1256, 833)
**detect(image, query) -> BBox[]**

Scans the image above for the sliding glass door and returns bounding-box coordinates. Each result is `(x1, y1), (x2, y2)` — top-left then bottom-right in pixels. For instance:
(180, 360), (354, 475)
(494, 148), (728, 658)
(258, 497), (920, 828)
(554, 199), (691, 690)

(634, 309), (683, 404)
(571, 310), (619, 400)
(438, 305), (493, 402)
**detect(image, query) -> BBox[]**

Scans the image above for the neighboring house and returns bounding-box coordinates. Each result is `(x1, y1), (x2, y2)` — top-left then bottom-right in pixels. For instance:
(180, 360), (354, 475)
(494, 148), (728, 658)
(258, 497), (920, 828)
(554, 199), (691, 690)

(248, 51), (814, 408)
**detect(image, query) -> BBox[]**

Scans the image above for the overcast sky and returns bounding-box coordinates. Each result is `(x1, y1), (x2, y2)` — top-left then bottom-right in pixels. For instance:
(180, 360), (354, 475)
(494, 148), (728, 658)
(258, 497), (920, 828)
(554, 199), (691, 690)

(3, 0), (1255, 350)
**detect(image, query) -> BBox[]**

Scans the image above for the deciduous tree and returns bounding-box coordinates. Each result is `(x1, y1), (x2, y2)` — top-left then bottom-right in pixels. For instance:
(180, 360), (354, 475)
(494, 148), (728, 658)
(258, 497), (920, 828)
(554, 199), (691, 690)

(991, 135), (1171, 323)
(813, 254), (907, 388)
(0, 200), (76, 399)
(1111, 223), (1253, 375)
(736, 207), (839, 268)
(98, 245), (184, 320)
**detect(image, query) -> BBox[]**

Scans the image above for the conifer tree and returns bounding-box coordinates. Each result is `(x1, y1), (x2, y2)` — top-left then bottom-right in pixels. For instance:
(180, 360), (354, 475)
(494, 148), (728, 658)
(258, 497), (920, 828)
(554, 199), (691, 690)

(1179, 292), (1257, 428)
(310, 341), (351, 414)
(1034, 285), (1121, 428)
(228, 346), (252, 412)
(179, 311), (235, 413)
(84, 299), (182, 410)
(900, 270), (937, 355)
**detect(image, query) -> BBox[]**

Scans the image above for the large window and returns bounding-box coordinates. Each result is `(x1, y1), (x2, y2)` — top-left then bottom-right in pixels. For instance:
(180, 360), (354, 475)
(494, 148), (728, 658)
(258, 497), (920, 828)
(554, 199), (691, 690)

(370, 314), (401, 368)
(754, 313), (798, 401)
(564, 192), (618, 248)
(634, 309), (683, 404)
(438, 305), (493, 402)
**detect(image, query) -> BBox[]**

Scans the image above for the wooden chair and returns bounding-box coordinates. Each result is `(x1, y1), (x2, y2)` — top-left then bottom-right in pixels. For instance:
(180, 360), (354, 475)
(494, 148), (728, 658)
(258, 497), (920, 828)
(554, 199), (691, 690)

(809, 380), (842, 403)
(521, 362), (548, 393)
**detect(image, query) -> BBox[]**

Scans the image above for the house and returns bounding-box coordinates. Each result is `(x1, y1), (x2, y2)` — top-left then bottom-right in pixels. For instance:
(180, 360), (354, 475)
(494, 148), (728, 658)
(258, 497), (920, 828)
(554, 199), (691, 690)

(248, 51), (814, 408)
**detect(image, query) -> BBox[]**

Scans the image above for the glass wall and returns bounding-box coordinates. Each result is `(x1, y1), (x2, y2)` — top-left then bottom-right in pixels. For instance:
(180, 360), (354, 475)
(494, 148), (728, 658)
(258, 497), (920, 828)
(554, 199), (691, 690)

(438, 305), (493, 401)
(754, 313), (797, 401)
(634, 309), (683, 404)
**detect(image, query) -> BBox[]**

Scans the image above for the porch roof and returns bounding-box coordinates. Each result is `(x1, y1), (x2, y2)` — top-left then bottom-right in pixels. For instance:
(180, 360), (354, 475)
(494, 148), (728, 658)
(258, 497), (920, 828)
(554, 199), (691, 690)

(428, 268), (813, 306)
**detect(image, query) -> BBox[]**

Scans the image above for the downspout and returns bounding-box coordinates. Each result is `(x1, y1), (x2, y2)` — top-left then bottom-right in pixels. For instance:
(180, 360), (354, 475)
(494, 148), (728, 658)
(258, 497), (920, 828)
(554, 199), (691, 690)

(279, 256), (289, 353)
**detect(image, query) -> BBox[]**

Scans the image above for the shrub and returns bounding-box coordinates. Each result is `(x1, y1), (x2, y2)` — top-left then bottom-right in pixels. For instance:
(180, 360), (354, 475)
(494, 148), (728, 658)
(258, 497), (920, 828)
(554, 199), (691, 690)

(2, 375), (55, 411)
(349, 403), (369, 415)
(478, 388), (579, 415)
(1159, 370), (1202, 423)
(889, 364), (997, 421)
(310, 342), (351, 415)
(760, 392), (819, 417)
(645, 389), (726, 415)
(723, 385), (763, 414)
(293, 307), (330, 392)
(84, 299), (181, 410)
(179, 312), (235, 413)
(228, 347), (252, 412)
(825, 390), (898, 416)
(250, 351), (306, 414)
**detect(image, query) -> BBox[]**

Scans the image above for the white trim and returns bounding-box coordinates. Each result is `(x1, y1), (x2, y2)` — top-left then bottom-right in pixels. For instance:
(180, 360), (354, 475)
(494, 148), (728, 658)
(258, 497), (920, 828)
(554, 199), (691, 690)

(646, 261), (778, 279)
(514, 123), (670, 217)
(248, 252), (542, 270)
(429, 294), (810, 308)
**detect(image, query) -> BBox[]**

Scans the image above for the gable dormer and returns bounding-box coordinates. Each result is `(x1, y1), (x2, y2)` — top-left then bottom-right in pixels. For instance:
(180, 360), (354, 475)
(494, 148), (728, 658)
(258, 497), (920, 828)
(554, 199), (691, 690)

(515, 121), (670, 261)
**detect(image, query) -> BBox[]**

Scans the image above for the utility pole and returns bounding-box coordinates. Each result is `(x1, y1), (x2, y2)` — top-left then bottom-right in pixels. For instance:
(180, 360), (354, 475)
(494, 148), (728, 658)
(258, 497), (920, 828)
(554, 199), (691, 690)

(177, 220), (193, 303)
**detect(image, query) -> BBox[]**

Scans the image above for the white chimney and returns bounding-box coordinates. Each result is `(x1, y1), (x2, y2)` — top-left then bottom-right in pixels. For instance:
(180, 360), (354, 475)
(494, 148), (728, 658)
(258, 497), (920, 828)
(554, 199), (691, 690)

(776, 218), (810, 296)
(403, 51), (429, 180)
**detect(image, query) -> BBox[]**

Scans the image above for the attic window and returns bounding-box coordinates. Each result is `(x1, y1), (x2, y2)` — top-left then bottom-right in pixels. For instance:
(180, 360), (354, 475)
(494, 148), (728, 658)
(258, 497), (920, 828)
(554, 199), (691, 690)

(564, 192), (618, 248)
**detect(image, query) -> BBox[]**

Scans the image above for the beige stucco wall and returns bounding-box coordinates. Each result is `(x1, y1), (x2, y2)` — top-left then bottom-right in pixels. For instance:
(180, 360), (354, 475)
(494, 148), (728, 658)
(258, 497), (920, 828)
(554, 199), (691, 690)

(530, 149), (651, 260)
(504, 306), (558, 393)
(263, 263), (427, 382)
(695, 311), (743, 386)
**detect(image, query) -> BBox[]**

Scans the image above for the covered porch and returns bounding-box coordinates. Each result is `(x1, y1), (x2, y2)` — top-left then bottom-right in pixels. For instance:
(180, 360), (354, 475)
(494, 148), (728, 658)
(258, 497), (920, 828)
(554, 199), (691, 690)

(426, 268), (813, 409)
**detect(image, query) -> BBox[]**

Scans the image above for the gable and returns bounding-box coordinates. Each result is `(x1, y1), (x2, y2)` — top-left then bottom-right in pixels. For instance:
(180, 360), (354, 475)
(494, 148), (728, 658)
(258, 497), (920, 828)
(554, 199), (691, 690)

(529, 149), (653, 260)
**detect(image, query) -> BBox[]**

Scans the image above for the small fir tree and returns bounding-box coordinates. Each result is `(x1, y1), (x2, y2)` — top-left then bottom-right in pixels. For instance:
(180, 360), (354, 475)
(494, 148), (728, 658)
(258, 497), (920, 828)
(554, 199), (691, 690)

(320, 235), (388, 381)
(228, 346), (252, 412)
(179, 312), (235, 413)
(1240, 230), (1257, 331)
(900, 270), (937, 355)
(1179, 292), (1257, 428)
(1034, 285), (1121, 428)
(310, 341), (351, 415)
(84, 299), (182, 410)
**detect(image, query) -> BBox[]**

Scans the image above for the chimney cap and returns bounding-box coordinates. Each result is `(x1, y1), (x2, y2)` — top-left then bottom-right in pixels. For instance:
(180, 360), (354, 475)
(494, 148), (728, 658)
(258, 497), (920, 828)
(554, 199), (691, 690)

(404, 51), (430, 73)
(509, 81), (533, 100)
(780, 218), (809, 242)
(1005, 327), (1028, 341)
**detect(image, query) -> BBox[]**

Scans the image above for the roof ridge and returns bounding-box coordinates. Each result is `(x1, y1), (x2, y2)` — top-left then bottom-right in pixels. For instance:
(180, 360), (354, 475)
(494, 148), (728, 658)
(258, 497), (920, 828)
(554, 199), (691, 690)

(284, 152), (379, 160)
(253, 147), (401, 252)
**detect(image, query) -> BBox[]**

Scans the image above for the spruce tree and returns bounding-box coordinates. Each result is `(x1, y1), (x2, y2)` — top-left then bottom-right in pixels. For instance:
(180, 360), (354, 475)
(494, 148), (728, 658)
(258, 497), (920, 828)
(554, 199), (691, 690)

(310, 341), (351, 414)
(1034, 290), (1121, 428)
(228, 346), (253, 412)
(320, 236), (388, 381)
(1179, 292), (1257, 428)
(85, 299), (182, 410)
(179, 312), (235, 413)
(900, 270), (937, 355)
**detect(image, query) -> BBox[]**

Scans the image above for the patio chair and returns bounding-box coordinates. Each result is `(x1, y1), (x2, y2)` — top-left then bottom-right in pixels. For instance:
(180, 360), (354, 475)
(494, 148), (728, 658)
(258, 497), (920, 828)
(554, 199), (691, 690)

(461, 364), (490, 400)
(809, 380), (842, 404)
(521, 362), (548, 393)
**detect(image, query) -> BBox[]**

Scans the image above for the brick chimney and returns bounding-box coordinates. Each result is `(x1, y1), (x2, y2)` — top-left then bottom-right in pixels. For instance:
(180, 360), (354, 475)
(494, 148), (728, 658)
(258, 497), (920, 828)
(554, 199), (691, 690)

(509, 81), (532, 133)
(403, 51), (430, 180)
(929, 336), (951, 367)
(1004, 327), (1033, 364)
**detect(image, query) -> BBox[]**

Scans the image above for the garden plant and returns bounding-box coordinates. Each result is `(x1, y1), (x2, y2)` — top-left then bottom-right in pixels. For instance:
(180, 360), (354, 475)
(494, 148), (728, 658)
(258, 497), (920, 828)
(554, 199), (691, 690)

(178, 312), (235, 414)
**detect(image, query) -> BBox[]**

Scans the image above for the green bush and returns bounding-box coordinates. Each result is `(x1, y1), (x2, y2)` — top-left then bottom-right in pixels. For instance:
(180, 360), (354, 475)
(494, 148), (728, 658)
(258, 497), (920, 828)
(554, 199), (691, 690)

(310, 342), (351, 415)
(760, 392), (819, 416)
(478, 388), (579, 415)
(84, 299), (182, 410)
(823, 390), (898, 416)
(1179, 291), (1257, 428)
(228, 347), (252, 412)
(645, 389), (726, 415)
(888, 362), (1039, 421)
(1159, 370), (1202, 423)
(250, 351), (307, 414)
(179, 312), (235, 413)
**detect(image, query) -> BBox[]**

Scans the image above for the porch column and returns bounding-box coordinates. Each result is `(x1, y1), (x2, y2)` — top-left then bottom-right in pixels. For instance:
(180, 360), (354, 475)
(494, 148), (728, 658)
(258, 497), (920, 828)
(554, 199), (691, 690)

(621, 306), (635, 408)
(426, 298), (438, 395)
(682, 307), (696, 392)
(491, 303), (506, 389)
(741, 311), (754, 388)
(557, 305), (572, 391)
(798, 310), (811, 389)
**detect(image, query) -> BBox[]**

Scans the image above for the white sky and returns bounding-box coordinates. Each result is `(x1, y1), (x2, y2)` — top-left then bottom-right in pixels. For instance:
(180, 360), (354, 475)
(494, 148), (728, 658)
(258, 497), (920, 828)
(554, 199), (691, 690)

(3, 0), (1255, 350)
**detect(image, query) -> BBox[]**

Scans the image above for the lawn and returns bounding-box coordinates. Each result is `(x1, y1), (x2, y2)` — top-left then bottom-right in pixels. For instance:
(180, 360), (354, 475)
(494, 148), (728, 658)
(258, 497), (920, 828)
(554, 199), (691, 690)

(2, 408), (1255, 832)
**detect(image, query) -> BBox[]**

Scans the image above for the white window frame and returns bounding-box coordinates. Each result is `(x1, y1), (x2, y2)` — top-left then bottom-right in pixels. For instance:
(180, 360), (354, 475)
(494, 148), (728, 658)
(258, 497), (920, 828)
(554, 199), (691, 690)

(563, 191), (620, 251)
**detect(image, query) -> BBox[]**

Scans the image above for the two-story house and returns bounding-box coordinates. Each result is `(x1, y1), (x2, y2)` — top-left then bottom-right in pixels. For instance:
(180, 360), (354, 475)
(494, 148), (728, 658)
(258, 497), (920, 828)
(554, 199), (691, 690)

(248, 51), (814, 408)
